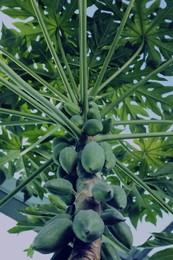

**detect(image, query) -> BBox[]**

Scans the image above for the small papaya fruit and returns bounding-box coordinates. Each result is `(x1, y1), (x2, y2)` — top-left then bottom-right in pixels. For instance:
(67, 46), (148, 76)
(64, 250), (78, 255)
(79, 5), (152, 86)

(108, 222), (133, 249)
(70, 115), (84, 128)
(82, 119), (103, 136)
(102, 118), (113, 134)
(72, 209), (105, 243)
(108, 185), (127, 209)
(59, 146), (78, 174)
(44, 178), (73, 195)
(56, 165), (66, 178)
(52, 136), (69, 149)
(64, 101), (81, 116)
(101, 208), (125, 225)
(81, 142), (105, 174)
(53, 142), (69, 165)
(87, 107), (101, 120)
(32, 218), (74, 254)
(92, 181), (114, 202)
(104, 153), (116, 172)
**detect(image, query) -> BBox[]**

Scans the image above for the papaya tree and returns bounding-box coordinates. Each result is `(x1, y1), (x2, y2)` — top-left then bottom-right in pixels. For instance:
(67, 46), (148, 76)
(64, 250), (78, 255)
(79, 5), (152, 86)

(1, 0), (173, 259)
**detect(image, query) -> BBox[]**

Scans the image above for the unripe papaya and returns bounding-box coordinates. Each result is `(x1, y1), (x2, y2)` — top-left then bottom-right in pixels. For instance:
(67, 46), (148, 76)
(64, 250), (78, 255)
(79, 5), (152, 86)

(81, 142), (105, 174)
(100, 142), (113, 158)
(59, 146), (78, 174)
(64, 101), (81, 116)
(101, 208), (125, 225)
(100, 142), (116, 171)
(53, 142), (69, 165)
(52, 136), (69, 149)
(73, 209), (105, 243)
(108, 185), (127, 209)
(92, 181), (114, 202)
(70, 115), (84, 128)
(102, 118), (113, 134)
(32, 218), (74, 254)
(44, 178), (73, 195)
(56, 165), (66, 178)
(104, 153), (116, 172)
(59, 193), (75, 206)
(82, 119), (103, 136)
(87, 107), (101, 120)
(108, 222), (133, 249)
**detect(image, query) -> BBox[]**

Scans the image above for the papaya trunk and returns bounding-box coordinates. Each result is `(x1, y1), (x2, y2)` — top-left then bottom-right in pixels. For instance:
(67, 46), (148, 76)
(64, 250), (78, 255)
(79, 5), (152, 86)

(69, 237), (102, 260)
(69, 174), (103, 260)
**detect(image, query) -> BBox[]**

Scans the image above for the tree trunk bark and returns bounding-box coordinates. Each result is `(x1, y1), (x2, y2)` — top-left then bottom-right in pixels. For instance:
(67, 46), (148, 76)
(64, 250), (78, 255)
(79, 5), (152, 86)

(69, 173), (103, 260)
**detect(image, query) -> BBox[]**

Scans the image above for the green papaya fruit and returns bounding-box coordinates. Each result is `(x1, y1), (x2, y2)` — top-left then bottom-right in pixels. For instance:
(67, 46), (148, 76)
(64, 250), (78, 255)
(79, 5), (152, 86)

(52, 136), (69, 149)
(82, 119), (103, 136)
(108, 222), (133, 249)
(73, 209), (105, 243)
(81, 142), (105, 174)
(32, 218), (74, 254)
(92, 181), (114, 202)
(59, 146), (78, 174)
(101, 208), (125, 225)
(108, 185), (127, 209)
(100, 142), (113, 158)
(56, 165), (67, 178)
(59, 193), (75, 206)
(101, 242), (121, 260)
(102, 118), (113, 134)
(44, 213), (72, 227)
(50, 245), (72, 260)
(53, 142), (69, 165)
(45, 178), (73, 195)
(87, 107), (101, 120)
(104, 153), (116, 172)
(99, 142), (116, 171)
(70, 115), (84, 128)
(64, 101), (81, 116)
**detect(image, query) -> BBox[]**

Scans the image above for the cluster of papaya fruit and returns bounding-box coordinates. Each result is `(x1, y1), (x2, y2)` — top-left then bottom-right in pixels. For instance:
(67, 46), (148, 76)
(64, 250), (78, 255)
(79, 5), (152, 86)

(32, 101), (133, 259)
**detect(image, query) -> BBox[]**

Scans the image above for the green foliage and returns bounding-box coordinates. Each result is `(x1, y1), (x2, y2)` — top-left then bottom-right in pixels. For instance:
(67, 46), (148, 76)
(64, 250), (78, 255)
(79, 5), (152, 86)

(0, 0), (173, 258)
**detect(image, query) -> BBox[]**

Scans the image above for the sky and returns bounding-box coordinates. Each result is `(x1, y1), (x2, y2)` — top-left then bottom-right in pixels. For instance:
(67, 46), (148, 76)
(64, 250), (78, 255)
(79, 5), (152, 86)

(0, 3), (173, 259)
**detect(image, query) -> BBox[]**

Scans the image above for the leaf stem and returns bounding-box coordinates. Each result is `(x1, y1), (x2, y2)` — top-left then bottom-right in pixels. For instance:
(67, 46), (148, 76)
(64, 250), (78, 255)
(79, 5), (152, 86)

(20, 126), (58, 156)
(78, 0), (88, 120)
(0, 60), (81, 138)
(113, 119), (173, 126)
(90, 0), (136, 97)
(0, 158), (54, 208)
(31, 0), (77, 103)
(0, 47), (69, 102)
(0, 108), (53, 123)
(98, 41), (144, 93)
(95, 131), (173, 142)
(116, 160), (173, 214)
(57, 33), (79, 100)
(101, 57), (173, 117)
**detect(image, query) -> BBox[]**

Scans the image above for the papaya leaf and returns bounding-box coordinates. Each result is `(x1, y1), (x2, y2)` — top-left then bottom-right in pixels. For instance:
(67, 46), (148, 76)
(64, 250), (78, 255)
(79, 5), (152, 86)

(149, 248), (173, 260)
(139, 232), (173, 248)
